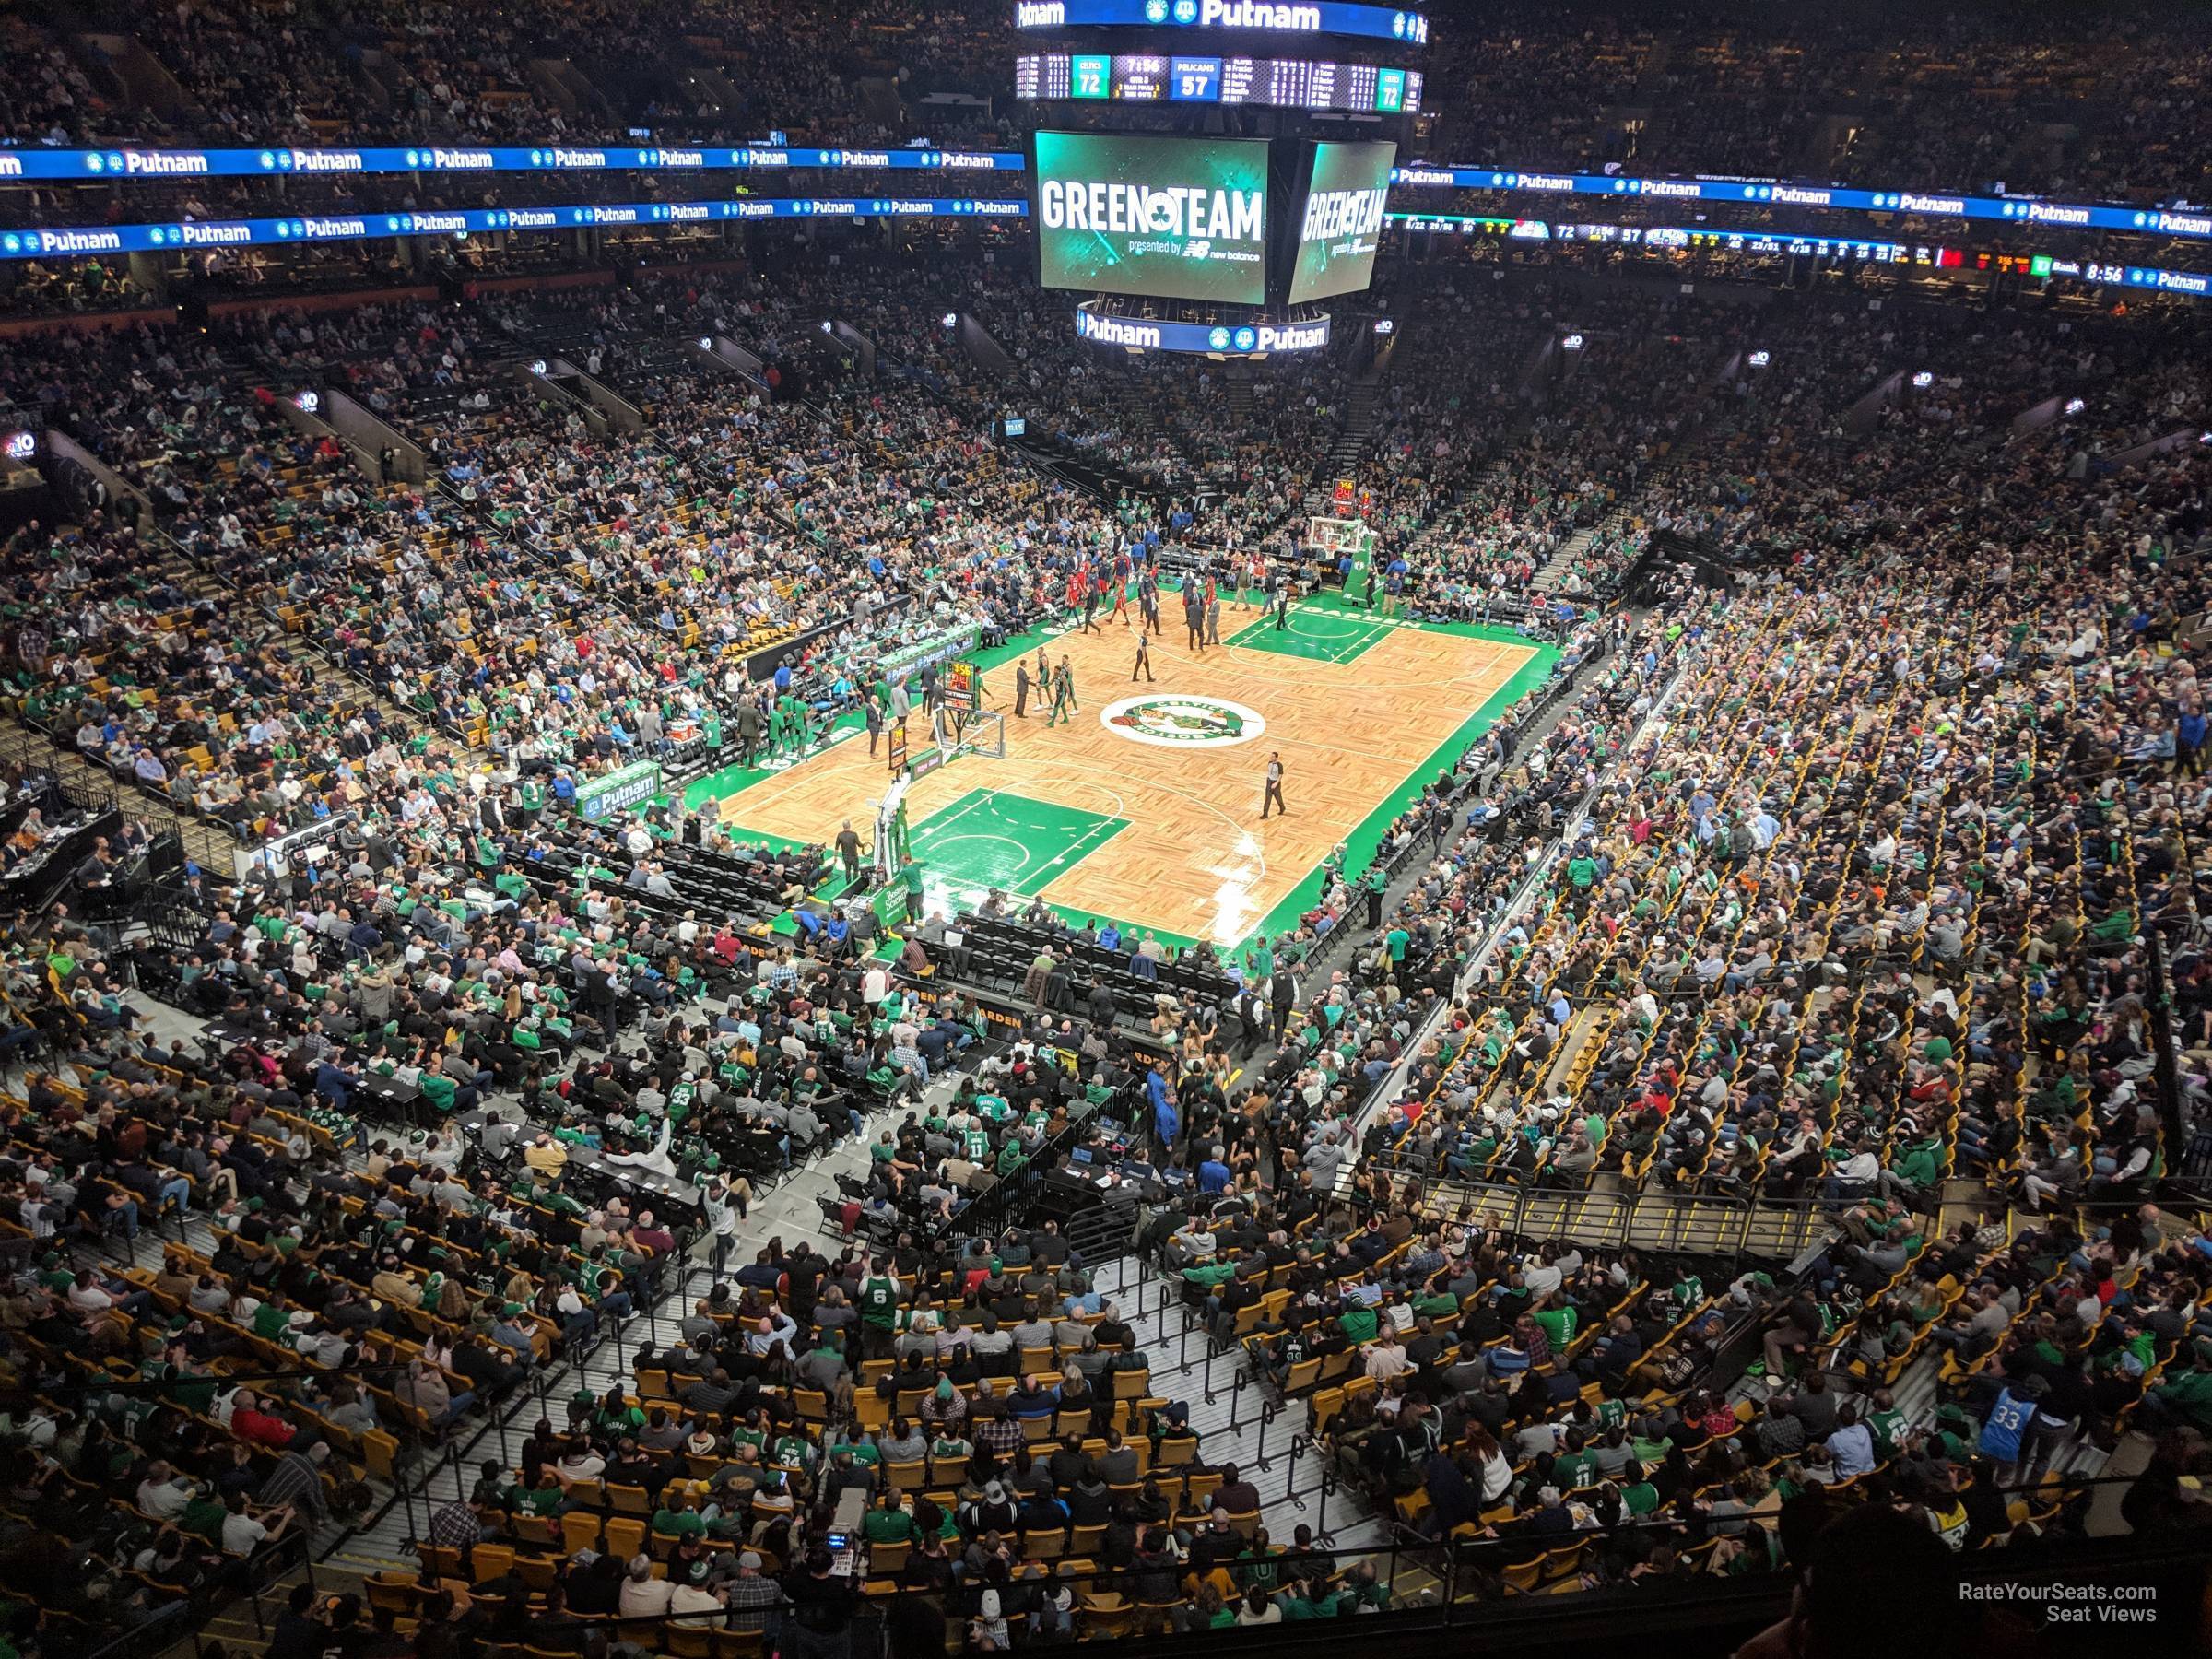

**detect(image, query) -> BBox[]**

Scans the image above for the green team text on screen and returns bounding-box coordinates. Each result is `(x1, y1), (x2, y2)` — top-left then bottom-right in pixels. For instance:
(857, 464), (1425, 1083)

(1035, 131), (1269, 305)
(1288, 139), (1395, 304)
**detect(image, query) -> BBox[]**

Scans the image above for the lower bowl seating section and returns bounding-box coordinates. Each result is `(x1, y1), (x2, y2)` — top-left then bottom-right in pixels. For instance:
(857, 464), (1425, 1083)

(933, 914), (1237, 1028)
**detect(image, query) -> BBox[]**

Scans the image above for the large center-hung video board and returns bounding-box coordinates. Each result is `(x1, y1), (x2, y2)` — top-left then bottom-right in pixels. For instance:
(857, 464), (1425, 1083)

(1288, 138), (1394, 301)
(1034, 130), (1268, 303)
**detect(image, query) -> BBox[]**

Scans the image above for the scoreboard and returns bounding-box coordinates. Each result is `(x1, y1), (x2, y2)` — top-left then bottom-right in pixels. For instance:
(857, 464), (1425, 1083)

(1015, 52), (1418, 111)
(1113, 53), (1171, 97)
(1011, 1), (1430, 47)
(1015, 54), (1073, 96)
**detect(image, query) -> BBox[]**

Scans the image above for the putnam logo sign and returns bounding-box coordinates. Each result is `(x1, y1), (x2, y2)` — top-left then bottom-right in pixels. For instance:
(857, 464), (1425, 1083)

(1100, 695), (1266, 748)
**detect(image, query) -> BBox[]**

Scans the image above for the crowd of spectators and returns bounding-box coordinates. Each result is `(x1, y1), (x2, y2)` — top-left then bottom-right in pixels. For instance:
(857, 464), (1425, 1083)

(1364, 347), (2210, 1234)
(1411, 2), (2212, 206)
(0, 53), (2207, 1649)
(7, 0), (2212, 211)
(7, 0), (1014, 152)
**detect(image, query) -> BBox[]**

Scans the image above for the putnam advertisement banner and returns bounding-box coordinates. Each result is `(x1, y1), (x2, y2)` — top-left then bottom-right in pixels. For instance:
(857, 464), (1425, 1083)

(877, 623), (982, 687)
(0, 197), (1029, 264)
(1073, 307), (1330, 355)
(1012, 1), (1430, 44)
(573, 760), (663, 822)
(0, 145), (1026, 182)
(1385, 162), (2212, 242)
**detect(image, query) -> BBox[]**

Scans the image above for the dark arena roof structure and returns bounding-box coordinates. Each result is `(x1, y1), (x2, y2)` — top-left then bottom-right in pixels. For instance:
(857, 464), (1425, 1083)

(0, 3), (2210, 1658)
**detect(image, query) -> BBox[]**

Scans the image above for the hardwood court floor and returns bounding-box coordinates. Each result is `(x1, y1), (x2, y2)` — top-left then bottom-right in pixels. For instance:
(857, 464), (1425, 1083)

(711, 604), (1540, 950)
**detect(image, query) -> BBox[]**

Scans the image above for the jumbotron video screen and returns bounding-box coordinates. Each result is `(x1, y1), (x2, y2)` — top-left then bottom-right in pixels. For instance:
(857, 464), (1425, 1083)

(1288, 138), (1394, 302)
(1034, 129), (1270, 304)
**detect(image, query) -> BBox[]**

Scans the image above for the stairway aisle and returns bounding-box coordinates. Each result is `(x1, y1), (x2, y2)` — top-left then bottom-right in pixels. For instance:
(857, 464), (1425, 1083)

(1323, 380), (1381, 474)
(1533, 515), (1614, 588)
(1095, 1254), (1391, 1550)
(347, 1072), (963, 1569)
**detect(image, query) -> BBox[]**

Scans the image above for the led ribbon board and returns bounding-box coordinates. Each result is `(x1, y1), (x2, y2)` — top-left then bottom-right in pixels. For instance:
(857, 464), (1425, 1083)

(1012, 0), (1428, 43)
(1382, 212), (2212, 299)
(1388, 164), (2212, 243)
(0, 146), (1024, 181)
(0, 198), (1030, 262)
(1073, 306), (1331, 354)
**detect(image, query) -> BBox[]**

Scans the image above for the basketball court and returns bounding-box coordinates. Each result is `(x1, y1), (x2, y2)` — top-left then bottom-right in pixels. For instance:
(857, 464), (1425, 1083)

(686, 595), (1556, 954)
(1226, 606), (1399, 664)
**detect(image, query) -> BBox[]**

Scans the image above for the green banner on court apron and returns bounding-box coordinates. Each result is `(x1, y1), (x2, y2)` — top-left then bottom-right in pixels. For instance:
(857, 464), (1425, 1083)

(573, 759), (663, 822)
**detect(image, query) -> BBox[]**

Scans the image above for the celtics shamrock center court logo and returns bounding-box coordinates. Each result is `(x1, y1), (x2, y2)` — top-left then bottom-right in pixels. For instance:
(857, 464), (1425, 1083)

(1100, 694), (1267, 748)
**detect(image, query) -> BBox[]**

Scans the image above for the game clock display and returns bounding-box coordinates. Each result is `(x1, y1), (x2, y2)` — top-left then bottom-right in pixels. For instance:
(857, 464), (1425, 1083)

(1015, 53), (1418, 111)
